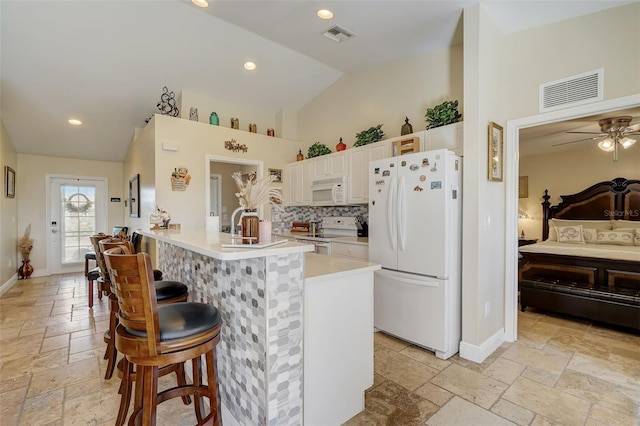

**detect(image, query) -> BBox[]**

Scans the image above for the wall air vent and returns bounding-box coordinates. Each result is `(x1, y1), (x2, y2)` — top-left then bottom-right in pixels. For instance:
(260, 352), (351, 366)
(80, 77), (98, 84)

(539, 69), (603, 113)
(322, 25), (356, 42)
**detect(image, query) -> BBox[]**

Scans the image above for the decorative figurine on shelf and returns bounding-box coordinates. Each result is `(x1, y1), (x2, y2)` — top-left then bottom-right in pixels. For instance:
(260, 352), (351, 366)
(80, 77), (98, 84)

(249, 123), (257, 133)
(296, 149), (304, 161)
(401, 117), (413, 135)
(267, 128), (275, 137)
(231, 117), (239, 129)
(156, 86), (179, 118)
(209, 112), (219, 125)
(336, 137), (346, 151)
(189, 107), (198, 121)
(150, 207), (171, 229)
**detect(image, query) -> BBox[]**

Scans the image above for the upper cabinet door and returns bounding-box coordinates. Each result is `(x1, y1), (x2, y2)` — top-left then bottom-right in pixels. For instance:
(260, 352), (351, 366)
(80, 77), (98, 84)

(347, 147), (367, 204)
(330, 152), (347, 177)
(313, 157), (330, 179)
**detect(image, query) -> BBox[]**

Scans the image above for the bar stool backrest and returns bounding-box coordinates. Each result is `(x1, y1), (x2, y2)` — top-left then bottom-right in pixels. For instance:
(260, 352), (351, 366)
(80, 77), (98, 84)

(103, 246), (160, 357)
(95, 238), (131, 282)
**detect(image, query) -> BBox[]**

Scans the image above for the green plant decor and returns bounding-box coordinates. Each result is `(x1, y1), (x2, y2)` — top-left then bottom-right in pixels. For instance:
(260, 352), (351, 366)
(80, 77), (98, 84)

(354, 124), (384, 147)
(307, 142), (332, 158)
(424, 100), (462, 130)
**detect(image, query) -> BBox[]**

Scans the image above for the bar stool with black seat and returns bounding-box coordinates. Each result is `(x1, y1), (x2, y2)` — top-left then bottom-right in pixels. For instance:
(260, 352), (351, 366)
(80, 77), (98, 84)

(104, 246), (222, 426)
(96, 238), (190, 380)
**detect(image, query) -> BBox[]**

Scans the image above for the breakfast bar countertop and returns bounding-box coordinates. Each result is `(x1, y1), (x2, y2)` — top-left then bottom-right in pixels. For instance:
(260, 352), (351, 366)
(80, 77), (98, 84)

(138, 228), (314, 261)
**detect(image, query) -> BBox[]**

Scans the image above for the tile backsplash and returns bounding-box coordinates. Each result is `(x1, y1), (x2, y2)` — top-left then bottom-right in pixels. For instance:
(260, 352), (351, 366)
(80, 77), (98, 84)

(270, 205), (368, 232)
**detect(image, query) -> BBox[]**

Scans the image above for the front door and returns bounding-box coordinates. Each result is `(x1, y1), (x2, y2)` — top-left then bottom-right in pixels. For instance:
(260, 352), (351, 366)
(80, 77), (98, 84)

(49, 176), (107, 274)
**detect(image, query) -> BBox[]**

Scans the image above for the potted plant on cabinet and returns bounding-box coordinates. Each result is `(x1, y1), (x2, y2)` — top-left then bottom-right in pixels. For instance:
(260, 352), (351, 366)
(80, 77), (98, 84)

(354, 124), (384, 147)
(424, 100), (462, 129)
(307, 142), (332, 158)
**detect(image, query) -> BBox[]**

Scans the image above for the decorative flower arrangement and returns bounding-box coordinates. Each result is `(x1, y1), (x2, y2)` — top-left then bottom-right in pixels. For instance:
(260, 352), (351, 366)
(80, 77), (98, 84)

(307, 142), (332, 158)
(17, 224), (34, 261)
(424, 100), (462, 129)
(354, 124), (384, 147)
(232, 171), (283, 210)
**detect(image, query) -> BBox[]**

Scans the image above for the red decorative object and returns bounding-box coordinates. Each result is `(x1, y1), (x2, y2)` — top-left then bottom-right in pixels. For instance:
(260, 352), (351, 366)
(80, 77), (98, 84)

(267, 128), (275, 137)
(336, 137), (346, 151)
(18, 259), (33, 279)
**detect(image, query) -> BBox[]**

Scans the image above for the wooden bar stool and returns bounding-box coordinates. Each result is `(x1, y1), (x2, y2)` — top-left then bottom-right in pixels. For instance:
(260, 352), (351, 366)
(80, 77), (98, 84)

(104, 246), (222, 426)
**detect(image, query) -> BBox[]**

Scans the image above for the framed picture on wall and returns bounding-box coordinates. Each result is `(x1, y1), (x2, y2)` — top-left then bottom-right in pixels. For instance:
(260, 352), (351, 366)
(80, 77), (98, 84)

(488, 121), (504, 182)
(4, 166), (15, 198)
(269, 168), (282, 183)
(519, 176), (529, 198)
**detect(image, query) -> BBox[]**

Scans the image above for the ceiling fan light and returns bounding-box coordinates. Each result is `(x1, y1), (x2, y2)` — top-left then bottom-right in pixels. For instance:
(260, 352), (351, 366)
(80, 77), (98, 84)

(597, 138), (615, 152)
(620, 137), (637, 149)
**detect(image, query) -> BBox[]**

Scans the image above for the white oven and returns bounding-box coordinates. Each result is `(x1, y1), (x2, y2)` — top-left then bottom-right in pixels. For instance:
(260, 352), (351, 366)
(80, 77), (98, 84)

(311, 176), (347, 206)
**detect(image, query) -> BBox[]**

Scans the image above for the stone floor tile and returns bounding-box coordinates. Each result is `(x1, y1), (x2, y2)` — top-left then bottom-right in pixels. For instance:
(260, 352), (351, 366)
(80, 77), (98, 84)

(19, 388), (64, 425)
(413, 382), (454, 407)
(1, 348), (69, 378)
(374, 331), (411, 352)
(483, 357), (525, 384)
(0, 385), (28, 418)
(426, 396), (516, 426)
(502, 377), (590, 426)
(399, 345), (452, 371)
(568, 352), (640, 392)
(491, 398), (535, 426)
(502, 342), (571, 376)
(374, 346), (439, 391)
(431, 364), (508, 409)
(41, 334), (70, 353)
(27, 357), (99, 398)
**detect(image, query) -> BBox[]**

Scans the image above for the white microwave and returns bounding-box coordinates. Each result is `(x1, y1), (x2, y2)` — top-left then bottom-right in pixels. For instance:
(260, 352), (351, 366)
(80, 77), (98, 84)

(311, 176), (348, 206)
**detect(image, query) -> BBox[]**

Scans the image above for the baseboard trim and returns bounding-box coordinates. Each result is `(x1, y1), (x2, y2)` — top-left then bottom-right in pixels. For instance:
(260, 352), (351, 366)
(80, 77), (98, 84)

(459, 328), (505, 363)
(0, 274), (18, 297)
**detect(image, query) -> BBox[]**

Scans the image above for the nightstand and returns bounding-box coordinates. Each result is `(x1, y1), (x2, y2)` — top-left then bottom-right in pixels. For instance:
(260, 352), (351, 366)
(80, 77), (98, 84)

(518, 238), (538, 247)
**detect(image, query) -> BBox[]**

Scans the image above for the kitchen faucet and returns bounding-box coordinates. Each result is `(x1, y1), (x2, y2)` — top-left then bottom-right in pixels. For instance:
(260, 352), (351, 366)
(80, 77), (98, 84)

(230, 206), (244, 238)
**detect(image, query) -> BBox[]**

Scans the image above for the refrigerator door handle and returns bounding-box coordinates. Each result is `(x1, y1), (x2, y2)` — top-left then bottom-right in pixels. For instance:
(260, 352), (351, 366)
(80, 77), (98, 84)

(388, 177), (397, 250)
(398, 176), (407, 251)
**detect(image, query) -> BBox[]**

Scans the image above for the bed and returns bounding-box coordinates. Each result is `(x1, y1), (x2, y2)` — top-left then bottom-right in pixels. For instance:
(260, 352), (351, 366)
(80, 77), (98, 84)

(518, 177), (640, 331)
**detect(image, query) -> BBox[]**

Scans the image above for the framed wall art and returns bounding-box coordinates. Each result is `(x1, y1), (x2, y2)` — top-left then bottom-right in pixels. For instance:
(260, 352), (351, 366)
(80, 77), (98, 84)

(4, 166), (15, 198)
(519, 176), (529, 198)
(129, 174), (140, 218)
(269, 168), (282, 183)
(488, 121), (504, 182)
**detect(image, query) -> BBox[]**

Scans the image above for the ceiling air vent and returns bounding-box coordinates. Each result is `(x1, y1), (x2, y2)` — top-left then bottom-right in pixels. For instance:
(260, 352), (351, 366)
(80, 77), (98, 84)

(322, 25), (356, 42)
(539, 68), (603, 113)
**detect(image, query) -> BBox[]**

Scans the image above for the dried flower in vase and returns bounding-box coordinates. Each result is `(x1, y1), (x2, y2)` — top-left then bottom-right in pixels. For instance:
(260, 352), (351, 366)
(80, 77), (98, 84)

(232, 171), (283, 211)
(17, 224), (34, 260)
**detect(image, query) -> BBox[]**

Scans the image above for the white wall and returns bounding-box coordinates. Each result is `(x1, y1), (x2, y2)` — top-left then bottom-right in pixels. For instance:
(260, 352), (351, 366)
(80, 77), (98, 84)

(16, 154), (123, 275)
(179, 90), (299, 140)
(297, 46), (464, 149)
(0, 120), (18, 288)
(123, 121), (156, 233)
(519, 145), (640, 241)
(149, 114), (304, 231)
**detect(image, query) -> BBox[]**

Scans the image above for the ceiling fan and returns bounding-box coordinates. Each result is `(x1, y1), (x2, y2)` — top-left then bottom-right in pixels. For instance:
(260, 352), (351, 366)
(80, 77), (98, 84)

(552, 116), (639, 161)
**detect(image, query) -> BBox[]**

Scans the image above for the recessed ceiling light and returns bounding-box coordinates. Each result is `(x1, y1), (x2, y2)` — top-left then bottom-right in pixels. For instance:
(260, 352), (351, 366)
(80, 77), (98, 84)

(244, 62), (257, 71)
(192, 0), (208, 7)
(317, 9), (334, 20)
(68, 119), (82, 126)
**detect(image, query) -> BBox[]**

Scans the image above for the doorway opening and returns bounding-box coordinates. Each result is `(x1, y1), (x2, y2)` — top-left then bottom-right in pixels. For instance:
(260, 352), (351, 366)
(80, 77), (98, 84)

(504, 94), (640, 342)
(204, 156), (263, 232)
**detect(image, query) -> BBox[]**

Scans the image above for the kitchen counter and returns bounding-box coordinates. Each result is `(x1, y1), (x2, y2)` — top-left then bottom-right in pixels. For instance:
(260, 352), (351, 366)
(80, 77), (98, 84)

(272, 230), (369, 245)
(139, 228), (313, 260)
(140, 228), (378, 426)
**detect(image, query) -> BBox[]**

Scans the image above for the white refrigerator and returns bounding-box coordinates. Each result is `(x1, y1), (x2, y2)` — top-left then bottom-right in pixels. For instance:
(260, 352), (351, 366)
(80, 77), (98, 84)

(369, 149), (462, 359)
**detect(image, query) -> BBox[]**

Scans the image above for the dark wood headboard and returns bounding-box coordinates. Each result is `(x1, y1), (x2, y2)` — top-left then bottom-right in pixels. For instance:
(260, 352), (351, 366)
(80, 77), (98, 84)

(541, 177), (640, 240)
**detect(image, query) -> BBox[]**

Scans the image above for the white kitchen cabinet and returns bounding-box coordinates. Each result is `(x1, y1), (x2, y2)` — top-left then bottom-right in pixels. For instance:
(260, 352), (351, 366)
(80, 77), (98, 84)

(286, 161), (312, 205)
(332, 241), (368, 261)
(424, 122), (463, 156)
(348, 140), (391, 204)
(313, 151), (347, 180)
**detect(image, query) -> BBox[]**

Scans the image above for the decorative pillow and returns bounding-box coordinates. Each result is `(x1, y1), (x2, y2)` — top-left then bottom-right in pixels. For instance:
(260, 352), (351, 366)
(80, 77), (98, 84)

(611, 219), (640, 229)
(582, 228), (603, 244)
(596, 230), (635, 246)
(548, 219), (611, 241)
(617, 228), (640, 246)
(557, 225), (585, 244)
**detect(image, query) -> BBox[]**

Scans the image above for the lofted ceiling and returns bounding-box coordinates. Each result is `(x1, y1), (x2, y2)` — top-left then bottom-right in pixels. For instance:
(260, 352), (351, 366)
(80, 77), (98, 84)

(1, 0), (637, 162)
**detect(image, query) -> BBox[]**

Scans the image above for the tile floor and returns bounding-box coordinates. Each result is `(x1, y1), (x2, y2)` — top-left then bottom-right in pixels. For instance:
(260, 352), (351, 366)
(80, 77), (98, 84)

(1, 273), (639, 425)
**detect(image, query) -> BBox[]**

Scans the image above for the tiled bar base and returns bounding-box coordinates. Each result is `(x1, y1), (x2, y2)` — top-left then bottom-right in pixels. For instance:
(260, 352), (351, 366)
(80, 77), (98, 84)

(158, 242), (304, 425)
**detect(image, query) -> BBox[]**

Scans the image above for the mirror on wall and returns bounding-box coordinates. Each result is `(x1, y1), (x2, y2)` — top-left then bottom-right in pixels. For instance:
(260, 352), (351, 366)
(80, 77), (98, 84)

(129, 174), (140, 218)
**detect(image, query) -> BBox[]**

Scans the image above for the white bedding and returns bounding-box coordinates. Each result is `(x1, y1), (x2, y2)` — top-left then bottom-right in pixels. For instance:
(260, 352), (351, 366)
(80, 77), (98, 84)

(518, 240), (640, 262)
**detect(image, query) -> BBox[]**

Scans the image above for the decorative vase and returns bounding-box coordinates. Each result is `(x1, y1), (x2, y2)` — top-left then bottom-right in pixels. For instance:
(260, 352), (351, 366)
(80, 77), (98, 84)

(249, 123), (257, 133)
(336, 137), (346, 151)
(267, 128), (275, 137)
(401, 117), (413, 135)
(241, 209), (259, 244)
(209, 112), (219, 125)
(296, 150), (304, 161)
(18, 259), (33, 279)
(231, 117), (239, 129)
